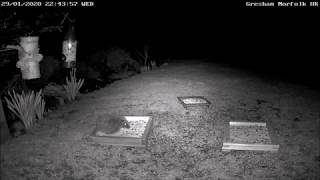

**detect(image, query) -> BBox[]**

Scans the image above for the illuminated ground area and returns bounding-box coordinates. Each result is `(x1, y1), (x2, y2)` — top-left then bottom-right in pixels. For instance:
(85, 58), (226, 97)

(1, 59), (320, 179)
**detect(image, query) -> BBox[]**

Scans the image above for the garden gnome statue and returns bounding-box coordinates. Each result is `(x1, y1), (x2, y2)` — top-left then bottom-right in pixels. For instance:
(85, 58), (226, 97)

(62, 24), (77, 68)
(16, 36), (43, 80)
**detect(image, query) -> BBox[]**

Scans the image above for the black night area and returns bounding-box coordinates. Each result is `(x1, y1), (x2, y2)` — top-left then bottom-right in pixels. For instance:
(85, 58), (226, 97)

(1, 2), (320, 180)
(1, 2), (319, 89)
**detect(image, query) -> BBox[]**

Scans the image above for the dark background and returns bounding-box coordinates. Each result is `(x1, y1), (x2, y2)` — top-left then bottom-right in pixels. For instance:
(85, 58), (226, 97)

(1, 1), (319, 88)
(79, 1), (319, 87)
(76, 2), (318, 67)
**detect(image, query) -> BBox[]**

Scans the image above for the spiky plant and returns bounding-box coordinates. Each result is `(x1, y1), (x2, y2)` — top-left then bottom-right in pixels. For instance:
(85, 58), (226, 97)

(63, 68), (84, 101)
(136, 45), (150, 70)
(4, 90), (45, 130)
(142, 44), (149, 67)
(34, 92), (45, 121)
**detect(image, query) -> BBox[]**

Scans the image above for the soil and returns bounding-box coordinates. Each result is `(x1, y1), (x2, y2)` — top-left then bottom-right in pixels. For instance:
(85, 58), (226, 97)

(1, 59), (320, 180)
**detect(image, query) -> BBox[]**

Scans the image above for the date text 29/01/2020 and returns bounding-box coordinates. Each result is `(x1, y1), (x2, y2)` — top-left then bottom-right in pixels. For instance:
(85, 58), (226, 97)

(0, 1), (94, 7)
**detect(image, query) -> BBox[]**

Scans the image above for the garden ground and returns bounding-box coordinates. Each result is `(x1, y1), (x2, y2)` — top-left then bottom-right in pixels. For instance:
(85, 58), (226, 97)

(1, 59), (320, 180)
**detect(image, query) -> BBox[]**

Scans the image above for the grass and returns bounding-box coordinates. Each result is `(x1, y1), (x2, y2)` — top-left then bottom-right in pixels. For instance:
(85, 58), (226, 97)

(1, 61), (319, 179)
(63, 68), (84, 102)
(4, 90), (45, 129)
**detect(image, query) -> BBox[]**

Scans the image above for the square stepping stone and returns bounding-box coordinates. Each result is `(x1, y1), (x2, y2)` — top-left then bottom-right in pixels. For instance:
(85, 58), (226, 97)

(177, 96), (211, 108)
(90, 116), (153, 147)
(222, 121), (279, 152)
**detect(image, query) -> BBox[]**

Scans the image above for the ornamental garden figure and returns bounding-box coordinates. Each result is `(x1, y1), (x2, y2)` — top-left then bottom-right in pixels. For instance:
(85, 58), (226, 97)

(62, 24), (77, 68)
(16, 36), (43, 80)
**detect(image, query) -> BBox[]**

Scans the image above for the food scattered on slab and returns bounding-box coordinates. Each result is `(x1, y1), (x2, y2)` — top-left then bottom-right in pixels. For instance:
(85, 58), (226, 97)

(95, 117), (149, 137)
(222, 121), (280, 152)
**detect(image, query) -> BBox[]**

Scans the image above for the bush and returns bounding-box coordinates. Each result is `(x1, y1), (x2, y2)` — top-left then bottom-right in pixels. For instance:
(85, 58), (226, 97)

(85, 47), (141, 80)
(106, 47), (132, 72)
(86, 50), (109, 75)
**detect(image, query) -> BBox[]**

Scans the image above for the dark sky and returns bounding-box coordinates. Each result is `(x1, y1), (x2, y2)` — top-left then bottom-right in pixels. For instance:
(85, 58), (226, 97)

(1, 2), (318, 68)
(72, 2), (318, 61)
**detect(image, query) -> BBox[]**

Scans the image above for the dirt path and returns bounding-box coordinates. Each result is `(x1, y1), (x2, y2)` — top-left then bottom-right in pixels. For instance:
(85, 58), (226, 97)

(1, 59), (320, 180)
